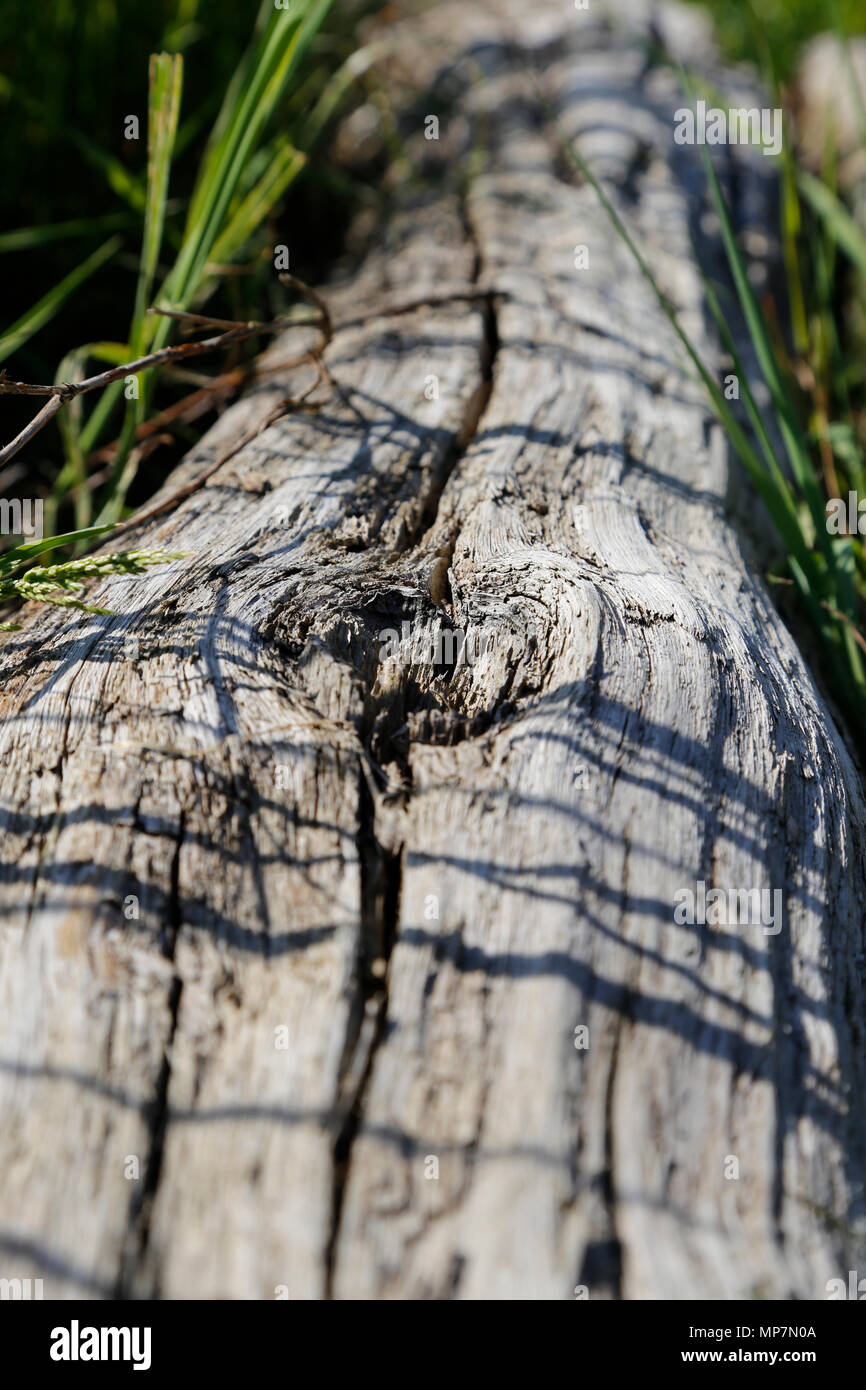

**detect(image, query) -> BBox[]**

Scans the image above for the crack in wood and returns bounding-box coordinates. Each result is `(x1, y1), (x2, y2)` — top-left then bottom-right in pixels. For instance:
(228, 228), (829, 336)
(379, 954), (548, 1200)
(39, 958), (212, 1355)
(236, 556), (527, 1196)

(117, 808), (186, 1299)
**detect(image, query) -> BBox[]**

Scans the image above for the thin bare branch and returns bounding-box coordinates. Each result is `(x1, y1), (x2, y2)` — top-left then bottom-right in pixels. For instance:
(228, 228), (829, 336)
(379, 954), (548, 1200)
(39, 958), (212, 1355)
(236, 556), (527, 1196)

(149, 307), (263, 334)
(0, 277), (333, 470)
(0, 279), (499, 477)
(279, 273), (333, 348)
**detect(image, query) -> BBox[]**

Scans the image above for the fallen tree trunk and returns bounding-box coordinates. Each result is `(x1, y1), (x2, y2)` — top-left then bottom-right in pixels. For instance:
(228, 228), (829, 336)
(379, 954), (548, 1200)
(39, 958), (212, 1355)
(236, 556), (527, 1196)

(1, 0), (866, 1301)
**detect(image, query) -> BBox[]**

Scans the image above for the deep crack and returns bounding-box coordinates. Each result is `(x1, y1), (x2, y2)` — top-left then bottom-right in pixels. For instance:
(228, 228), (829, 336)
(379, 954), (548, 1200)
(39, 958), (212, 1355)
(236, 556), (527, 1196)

(405, 191), (500, 555)
(115, 808), (186, 1299)
(325, 766), (402, 1297)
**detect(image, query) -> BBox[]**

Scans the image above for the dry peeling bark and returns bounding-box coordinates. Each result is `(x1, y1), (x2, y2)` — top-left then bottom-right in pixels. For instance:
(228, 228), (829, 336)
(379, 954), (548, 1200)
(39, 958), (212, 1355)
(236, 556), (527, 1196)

(1, 0), (866, 1301)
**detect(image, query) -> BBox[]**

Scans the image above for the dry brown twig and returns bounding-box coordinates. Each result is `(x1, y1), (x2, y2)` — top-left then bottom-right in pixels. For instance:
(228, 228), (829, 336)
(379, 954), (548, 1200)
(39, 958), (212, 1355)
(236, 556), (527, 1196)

(0, 275), (500, 535)
(0, 275), (330, 465)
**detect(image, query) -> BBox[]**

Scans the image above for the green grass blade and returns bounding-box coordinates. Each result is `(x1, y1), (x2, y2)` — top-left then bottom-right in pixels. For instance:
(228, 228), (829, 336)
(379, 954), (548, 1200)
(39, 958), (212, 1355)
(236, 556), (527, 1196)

(209, 141), (306, 265)
(701, 273), (802, 520)
(133, 52), (184, 355)
(0, 213), (131, 254)
(694, 133), (829, 550)
(88, 0), (339, 527)
(537, 84), (818, 581)
(79, 379), (126, 456)
(541, 66), (866, 740)
(298, 42), (383, 148)
(0, 525), (116, 575)
(0, 236), (122, 365)
(68, 129), (147, 213)
(798, 171), (866, 279)
(779, 121), (809, 355)
(164, 0), (335, 312)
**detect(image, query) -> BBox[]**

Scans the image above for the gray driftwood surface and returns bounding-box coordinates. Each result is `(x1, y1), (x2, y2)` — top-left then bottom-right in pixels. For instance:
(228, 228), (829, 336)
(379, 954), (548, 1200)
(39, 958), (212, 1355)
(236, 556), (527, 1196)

(2, 0), (866, 1301)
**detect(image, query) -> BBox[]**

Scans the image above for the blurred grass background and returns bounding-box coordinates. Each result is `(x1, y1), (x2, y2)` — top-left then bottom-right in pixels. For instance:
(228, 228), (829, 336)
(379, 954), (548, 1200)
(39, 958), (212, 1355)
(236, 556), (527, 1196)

(683, 0), (866, 76)
(2, 2), (328, 370)
(0, 0), (382, 530)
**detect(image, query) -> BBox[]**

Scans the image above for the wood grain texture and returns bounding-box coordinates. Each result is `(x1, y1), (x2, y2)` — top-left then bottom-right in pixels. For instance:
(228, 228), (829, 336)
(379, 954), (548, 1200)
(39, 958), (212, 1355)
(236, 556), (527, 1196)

(1, 0), (866, 1301)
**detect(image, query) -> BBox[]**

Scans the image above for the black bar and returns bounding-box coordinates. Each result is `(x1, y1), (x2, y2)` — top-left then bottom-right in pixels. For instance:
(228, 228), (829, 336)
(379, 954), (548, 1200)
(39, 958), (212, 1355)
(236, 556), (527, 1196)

(3, 1299), (861, 1376)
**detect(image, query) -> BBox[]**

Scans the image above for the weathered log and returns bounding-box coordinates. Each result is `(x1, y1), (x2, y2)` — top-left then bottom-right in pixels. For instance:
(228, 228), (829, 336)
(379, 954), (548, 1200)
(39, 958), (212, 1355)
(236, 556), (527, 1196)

(1, 0), (866, 1301)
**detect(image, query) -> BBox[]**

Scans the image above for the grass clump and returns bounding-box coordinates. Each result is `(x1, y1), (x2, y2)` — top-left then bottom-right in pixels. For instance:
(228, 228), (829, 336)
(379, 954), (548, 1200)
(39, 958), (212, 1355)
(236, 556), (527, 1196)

(541, 12), (866, 756)
(0, 531), (181, 628)
(0, 0), (375, 626)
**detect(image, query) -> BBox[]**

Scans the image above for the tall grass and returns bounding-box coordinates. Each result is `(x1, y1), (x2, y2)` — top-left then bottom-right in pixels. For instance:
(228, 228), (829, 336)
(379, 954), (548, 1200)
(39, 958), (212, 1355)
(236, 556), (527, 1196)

(0, 0), (370, 617)
(680, 0), (866, 78)
(545, 27), (866, 752)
